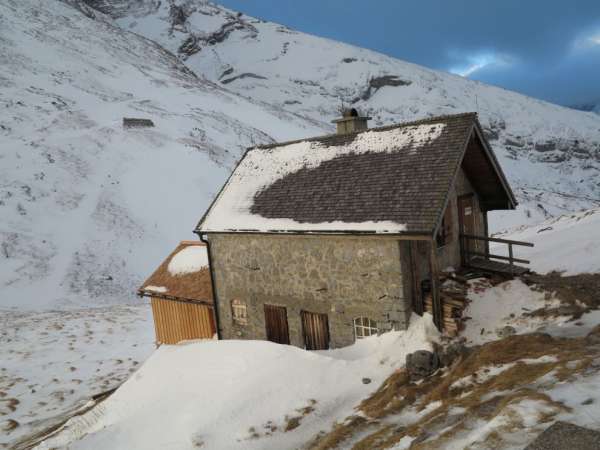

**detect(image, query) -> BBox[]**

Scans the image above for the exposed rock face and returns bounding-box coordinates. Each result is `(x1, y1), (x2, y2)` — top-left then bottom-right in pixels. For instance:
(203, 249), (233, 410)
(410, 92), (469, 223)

(353, 75), (412, 103)
(75, 0), (160, 18)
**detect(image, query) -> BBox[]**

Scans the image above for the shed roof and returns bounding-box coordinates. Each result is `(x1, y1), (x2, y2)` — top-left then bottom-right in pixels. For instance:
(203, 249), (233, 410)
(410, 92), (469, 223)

(196, 112), (515, 236)
(138, 241), (213, 304)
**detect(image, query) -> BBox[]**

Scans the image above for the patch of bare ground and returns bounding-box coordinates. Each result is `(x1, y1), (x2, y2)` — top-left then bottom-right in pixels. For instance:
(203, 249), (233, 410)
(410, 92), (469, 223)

(308, 330), (600, 450)
(284, 399), (317, 432)
(523, 272), (600, 319)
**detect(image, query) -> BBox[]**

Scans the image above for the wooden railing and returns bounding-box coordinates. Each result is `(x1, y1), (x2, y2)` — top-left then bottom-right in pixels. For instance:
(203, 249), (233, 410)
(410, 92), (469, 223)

(460, 233), (534, 274)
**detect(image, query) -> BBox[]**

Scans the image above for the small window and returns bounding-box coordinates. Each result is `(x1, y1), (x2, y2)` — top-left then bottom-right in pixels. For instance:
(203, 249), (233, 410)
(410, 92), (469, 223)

(354, 317), (378, 339)
(436, 206), (453, 248)
(231, 299), (247, 325)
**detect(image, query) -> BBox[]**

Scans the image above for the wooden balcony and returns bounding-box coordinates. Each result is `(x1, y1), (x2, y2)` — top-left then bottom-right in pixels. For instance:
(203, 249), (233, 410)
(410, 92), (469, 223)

(460, 233), (534, 276)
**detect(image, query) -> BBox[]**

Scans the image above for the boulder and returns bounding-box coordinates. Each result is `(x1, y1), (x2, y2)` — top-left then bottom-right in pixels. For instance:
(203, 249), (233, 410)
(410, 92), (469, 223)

(406, 350), (439, 381)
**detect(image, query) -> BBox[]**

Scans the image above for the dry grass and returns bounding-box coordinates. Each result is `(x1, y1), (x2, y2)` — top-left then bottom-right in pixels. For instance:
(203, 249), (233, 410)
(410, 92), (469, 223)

(284, 399), (318, 432)
(308, 332), (600, 450)
(524, 272), (600, 319)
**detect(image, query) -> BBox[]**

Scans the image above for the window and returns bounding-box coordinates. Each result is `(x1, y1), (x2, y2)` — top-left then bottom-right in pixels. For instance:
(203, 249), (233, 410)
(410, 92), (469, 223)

(353, 317), (378, 339)
(436, 205), (453, 248)
(231, 299), (247, 325)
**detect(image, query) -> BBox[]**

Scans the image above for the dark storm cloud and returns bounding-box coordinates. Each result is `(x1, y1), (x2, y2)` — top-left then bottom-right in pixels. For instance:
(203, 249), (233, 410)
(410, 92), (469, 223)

(218, 0), (600, 107)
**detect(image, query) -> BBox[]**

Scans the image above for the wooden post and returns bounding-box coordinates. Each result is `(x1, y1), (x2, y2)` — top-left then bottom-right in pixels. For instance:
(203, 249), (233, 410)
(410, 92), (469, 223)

(429, 241), (443, 331)
(483, 210), (490, 259)
(508, 243), (514, 275)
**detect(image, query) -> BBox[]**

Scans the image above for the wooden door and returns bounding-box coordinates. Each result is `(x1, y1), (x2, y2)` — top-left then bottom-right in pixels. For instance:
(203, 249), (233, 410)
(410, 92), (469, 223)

(264, 304), (290, 345)
(301, 311), (330, 350)
(458, 194), (475, 263)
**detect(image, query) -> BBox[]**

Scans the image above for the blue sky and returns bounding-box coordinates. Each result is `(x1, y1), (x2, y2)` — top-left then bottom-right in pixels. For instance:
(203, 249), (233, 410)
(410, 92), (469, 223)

(218, 0), (600, 108)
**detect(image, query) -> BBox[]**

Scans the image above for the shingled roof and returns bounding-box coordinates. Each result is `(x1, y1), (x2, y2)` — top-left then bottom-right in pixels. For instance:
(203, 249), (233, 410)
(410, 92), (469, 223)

(138, 241), (213, 304)
(196, 112), (515, 236)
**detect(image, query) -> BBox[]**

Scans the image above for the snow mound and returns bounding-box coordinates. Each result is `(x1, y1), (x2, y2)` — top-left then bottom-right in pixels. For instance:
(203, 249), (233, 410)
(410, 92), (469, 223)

(36, 314), (439, 450)
(167, 245), (208, 276)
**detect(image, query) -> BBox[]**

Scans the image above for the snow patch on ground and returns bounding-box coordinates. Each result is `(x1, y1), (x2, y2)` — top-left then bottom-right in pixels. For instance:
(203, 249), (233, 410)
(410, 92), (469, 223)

(463, 279), (566, 345)
(0, 305), (154, 448)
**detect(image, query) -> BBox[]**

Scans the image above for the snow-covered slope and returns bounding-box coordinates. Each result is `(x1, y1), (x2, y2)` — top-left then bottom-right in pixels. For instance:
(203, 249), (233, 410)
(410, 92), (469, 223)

(102, 0), (600, 230)
(0, 0), (325, 309)
(494, 208), (600, 275)
(2, 0), (600, 310)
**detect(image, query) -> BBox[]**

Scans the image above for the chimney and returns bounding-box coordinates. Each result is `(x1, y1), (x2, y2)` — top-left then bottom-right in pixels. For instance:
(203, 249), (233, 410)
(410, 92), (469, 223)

(332, 108), (371, 134)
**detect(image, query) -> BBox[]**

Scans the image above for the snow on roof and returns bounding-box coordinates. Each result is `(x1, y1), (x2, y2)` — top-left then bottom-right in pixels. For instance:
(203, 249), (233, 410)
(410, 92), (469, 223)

(198, 120), (449, 234)
(144, 285), (167, 293)
(167, 245), (209, 276)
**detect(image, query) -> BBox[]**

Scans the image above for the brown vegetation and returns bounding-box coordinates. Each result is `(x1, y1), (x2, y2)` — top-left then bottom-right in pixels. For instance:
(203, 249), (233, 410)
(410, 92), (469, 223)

(523, 272), (600, 319)
(309, 331), (600, 450)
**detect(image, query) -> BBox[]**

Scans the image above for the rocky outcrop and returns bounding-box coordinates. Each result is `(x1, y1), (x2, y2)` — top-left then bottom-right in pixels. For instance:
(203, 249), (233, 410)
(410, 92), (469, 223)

(221, 73), (267, 85)
(177, 11), (257, 59)
(352, 75), (412, 103)
(76, 0), (160, 19)
(406, 350), (439, 381)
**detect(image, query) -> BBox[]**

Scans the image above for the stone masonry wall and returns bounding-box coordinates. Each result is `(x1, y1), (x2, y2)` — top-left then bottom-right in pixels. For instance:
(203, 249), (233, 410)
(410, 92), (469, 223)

(208, 234), (411, 349)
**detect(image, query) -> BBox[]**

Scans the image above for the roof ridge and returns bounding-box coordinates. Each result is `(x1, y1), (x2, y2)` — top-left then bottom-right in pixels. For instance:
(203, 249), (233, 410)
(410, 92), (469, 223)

(253, 112), (478, 151)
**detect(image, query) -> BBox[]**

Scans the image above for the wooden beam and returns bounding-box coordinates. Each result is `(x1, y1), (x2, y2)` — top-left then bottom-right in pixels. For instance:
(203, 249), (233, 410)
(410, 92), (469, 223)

(464, 250), (530, 265)
(429, 241), (443, 331)
(461, 233), (534, 247)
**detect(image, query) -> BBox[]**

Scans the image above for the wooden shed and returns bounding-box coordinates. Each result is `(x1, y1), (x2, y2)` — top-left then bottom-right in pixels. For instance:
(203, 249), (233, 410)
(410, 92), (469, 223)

(138, 241), (216, 345)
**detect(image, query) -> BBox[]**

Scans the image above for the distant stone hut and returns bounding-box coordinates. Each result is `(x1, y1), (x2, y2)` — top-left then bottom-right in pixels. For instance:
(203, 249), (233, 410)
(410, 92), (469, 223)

(195, 111), (520, 350)
(138, 241), (215, 345)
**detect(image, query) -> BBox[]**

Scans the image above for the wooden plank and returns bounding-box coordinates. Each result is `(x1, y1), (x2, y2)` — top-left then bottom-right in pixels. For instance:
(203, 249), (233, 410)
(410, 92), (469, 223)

(149, 297), (215, 344)
(465, 250), (530, 264)
(461, 233), (534, 247)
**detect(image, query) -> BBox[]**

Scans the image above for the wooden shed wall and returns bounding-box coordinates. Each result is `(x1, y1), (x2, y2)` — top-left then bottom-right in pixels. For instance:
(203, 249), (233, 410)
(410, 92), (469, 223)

(150, 297), (215, 345)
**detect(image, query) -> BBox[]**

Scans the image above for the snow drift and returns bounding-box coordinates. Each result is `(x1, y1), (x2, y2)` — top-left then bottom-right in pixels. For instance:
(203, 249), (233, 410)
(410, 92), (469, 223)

(36, 314), (440, 450)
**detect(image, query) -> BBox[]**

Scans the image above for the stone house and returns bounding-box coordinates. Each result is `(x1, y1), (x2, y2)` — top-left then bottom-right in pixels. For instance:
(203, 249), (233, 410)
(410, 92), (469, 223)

(195, 111), (517, 349)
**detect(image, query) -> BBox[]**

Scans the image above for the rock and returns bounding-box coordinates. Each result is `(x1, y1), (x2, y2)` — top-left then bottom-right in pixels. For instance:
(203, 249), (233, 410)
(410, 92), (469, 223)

(525, 421), (600, 450)
(406, 350), (439, 381)
(438, 342), (469, 367)
(585, 325), (600, 345)
(362, 377), (371, 385)
(496, 326), (516, 339)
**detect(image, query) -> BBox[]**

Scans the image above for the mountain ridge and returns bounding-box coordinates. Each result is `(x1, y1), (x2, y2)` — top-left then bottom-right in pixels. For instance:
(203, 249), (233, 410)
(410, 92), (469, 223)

(95, 0), (600, 230)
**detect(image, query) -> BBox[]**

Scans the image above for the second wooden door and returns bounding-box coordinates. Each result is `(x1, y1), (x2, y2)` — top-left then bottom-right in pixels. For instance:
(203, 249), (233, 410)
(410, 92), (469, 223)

(301, 311), (330, 350)
(264, 304), (290, 345)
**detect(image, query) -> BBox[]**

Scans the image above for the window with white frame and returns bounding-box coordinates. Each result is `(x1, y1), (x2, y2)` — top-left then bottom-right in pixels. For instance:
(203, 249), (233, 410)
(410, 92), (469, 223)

(353, 317), (378, 339)
(231, 299), (247, 325)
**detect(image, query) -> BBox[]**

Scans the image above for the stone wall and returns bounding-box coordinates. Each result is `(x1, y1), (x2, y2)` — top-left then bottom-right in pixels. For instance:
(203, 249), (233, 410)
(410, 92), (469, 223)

(207, 234), (412, 348)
